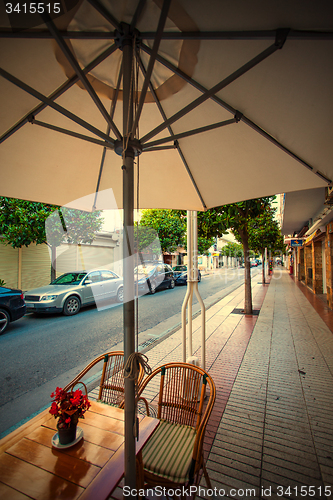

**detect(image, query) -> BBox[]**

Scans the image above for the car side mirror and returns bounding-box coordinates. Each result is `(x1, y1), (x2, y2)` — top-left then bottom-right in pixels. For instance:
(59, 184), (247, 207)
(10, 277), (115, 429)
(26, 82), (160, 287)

(84, 279), (92, 285)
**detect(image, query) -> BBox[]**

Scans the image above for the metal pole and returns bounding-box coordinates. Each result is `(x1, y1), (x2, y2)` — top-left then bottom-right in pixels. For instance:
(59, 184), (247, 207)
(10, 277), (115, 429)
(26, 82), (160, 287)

(122, 35), (136, 490)
(187, 210), (193, 355)
(181, 211), (206, 368)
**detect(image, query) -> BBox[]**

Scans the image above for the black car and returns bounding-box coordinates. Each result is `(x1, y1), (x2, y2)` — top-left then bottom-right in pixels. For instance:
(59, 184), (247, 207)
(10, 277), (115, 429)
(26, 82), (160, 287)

(135, 263), (175, 294)
(172, 265), (201, 285)
(0, 286), (26, 334)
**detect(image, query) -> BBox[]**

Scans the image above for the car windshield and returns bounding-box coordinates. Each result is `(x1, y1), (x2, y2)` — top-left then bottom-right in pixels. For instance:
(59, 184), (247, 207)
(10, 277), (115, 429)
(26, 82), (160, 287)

(173, 265), (187, 271)
(51, 272), (87, 285)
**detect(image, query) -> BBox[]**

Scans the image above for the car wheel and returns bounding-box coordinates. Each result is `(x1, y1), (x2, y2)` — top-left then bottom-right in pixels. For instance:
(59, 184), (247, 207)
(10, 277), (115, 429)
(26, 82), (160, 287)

(149, 280), (156, 294)
(63, 296), (81, 316)
(117, 286), (123, 303)
(169, 279), (175, 289)
(0, 309), (10, 334)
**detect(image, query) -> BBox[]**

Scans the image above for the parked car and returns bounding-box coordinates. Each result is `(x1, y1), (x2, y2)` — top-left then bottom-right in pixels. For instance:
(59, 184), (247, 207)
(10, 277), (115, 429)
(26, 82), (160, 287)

(0, 286), (26, 334)
(172, 265), (201, 285)
(135, 263), (175, 294)
(250, 260), (258, 267)
(24, 270), (123, 316)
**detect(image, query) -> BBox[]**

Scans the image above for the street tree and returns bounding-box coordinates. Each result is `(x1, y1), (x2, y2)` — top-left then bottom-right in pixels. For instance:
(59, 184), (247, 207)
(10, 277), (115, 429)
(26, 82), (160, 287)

(0, 197), (104, 281)
(224, 197), (273, 314)
(220, 242), (243, 266)
(139, 209), (228, 259)
(139, 209), (186, 254)
(248, 205), (285, 284)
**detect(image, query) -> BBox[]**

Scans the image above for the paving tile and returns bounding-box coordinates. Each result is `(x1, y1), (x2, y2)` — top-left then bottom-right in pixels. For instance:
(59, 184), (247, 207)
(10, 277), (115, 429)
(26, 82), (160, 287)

(208, 466), (260, 488)
(262, 453), (321, 479)
(115, 270), (333, 496)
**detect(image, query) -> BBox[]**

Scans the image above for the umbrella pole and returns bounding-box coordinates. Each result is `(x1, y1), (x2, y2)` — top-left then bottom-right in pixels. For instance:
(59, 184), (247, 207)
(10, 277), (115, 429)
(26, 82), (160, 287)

(123, 36), (136, 491)
(182, 211), (206, 369)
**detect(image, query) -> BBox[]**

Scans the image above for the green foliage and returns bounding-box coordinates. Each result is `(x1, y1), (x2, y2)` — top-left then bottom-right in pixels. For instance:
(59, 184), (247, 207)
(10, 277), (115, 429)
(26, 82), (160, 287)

(0, 279), (6, 287)
(0, 197), (56, 248)
(247, 205), (286, 255)
(224, 198), (273, 242)
(139, 209), (186, 253)
(133, 225), (162, 255)
(139, 209), (227, 256)
(196, 209), (228, 240)
(0, 197), (104, 249)
(46, 207), (104, 247)
(198, 236), (215, 255)
(220, 242), (243, 258)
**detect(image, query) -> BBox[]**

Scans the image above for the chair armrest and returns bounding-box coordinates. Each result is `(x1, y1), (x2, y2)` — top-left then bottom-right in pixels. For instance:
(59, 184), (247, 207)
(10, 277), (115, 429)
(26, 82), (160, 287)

(137, 397), (151, 416)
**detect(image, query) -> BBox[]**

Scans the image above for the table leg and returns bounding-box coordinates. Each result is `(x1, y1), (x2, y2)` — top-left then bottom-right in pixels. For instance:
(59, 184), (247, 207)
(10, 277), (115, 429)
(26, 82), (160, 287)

(136, 450), (144, 495)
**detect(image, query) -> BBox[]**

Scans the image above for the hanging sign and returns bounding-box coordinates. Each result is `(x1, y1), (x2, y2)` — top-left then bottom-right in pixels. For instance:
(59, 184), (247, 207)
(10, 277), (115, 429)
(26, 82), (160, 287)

(290, 239), (303, 247)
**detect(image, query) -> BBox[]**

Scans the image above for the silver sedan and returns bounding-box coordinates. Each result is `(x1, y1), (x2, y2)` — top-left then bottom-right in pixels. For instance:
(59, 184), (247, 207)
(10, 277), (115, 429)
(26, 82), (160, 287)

(24, 270), (123, 316)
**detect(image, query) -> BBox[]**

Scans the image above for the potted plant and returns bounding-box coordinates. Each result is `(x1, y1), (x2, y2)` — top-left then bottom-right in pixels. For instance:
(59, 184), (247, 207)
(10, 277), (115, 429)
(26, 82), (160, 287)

(49, 383), (91, 445)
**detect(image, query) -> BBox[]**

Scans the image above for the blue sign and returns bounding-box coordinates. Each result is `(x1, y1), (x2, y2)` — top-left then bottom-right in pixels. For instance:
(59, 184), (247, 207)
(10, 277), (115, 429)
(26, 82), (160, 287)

(290, 239), (303, 247)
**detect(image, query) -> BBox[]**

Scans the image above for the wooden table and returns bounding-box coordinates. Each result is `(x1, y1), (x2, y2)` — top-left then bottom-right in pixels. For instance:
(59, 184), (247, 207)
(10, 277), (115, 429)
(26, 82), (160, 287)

(0, 401), (159, 500)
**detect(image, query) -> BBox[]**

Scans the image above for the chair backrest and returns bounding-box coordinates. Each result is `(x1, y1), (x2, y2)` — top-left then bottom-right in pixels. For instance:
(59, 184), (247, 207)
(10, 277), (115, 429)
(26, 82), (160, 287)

(98, 351), (126, 406)
(138, 362), (216, 431)
(63, 351), (145, 408)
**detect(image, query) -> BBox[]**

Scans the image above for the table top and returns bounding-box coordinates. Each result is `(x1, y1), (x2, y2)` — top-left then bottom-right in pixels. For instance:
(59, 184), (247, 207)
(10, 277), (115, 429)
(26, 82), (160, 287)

(0, 401), (159, 500)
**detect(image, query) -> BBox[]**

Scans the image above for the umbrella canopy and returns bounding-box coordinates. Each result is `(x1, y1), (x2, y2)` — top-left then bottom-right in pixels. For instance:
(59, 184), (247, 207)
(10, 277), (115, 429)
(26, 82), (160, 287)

(1, 0), (333, 212)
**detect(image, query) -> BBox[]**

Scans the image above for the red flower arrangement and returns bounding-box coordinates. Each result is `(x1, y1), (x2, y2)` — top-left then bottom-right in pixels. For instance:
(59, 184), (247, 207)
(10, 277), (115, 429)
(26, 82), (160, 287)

(49, 385), (91, 429)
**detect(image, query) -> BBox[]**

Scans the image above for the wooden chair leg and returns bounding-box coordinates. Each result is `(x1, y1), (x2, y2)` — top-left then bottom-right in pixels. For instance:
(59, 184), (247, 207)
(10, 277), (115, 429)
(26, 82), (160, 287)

(202, 462), (212, 489)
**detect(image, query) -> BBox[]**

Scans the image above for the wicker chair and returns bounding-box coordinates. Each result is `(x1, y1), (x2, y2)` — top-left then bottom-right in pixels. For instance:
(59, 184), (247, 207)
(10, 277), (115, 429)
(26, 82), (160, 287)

(64, 351), (144, 408)
(137, 362), (216, 491)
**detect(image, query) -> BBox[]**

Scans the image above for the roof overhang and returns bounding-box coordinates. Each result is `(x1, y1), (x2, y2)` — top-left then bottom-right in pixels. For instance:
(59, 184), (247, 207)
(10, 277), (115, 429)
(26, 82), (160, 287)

(281, 187), (326, 235)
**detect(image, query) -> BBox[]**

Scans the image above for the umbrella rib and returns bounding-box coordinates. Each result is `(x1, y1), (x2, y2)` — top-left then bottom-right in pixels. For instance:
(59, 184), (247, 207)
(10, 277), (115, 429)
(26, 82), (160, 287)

(136, 52), (207, 210)
(85, 0), (121, 31)
(94, 63), (123, 209)
(240, 116), (331, 181)
(141, 43), (328, 182)
(0, 43), (118, 144)
(43, 15), (122, 141)
(31, 119), (113, 149)
(0, 29), (117, 39)
(130, 0), (147, 30)
(140, 29), (333, 41)
(143, 118), (237, 148)
(1, 29), (333, 40)
(0, 67), (114, 146)
(144, 145), (177, 151)
(140, 41), (282, 144)
(132, 0), (171, 135)
(141, 42), (243, 115)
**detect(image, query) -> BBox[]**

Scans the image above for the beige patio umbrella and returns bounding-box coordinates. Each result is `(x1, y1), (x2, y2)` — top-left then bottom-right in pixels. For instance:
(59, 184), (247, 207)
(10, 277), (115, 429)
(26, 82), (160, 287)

(1, 0), (333, 488)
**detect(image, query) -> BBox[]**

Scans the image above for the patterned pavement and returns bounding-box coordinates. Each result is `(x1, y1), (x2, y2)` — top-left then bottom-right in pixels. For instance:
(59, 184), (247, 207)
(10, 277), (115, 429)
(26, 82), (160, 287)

(110, 268), (333, 500)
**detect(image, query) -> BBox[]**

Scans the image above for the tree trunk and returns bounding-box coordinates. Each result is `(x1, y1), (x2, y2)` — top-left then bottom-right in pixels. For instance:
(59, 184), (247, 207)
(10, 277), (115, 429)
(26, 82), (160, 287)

(240, 230), (253, 315)
(51, 245), (56, 282)
(261, 250), (265, 284)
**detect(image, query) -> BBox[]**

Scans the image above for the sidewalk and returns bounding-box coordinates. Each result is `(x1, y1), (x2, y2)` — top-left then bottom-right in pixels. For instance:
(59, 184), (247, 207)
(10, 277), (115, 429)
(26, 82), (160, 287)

(111, 269), (333, 499)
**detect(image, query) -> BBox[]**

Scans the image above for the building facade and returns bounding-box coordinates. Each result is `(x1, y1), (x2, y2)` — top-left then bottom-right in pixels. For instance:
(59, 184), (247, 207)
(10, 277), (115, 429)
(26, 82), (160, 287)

(0, 231), (122, 291)
(282, 188), (333, 308)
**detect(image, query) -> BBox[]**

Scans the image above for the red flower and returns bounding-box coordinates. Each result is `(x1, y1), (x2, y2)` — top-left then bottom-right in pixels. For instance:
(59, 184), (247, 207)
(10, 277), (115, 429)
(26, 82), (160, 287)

(49, 402), (58, 416)
(49, 385), (90, 429)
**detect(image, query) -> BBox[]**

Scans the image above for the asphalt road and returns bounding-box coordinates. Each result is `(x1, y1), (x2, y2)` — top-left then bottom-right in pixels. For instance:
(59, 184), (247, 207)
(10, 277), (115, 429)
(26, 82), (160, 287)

(0, 266), (260, 436)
